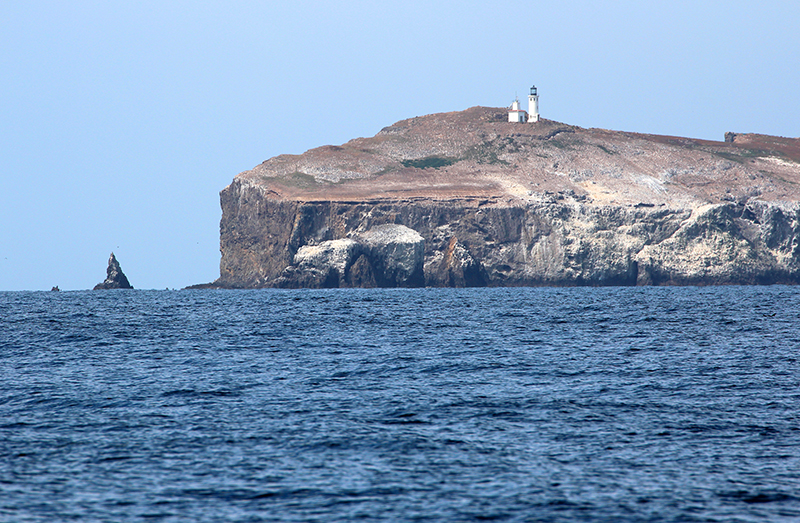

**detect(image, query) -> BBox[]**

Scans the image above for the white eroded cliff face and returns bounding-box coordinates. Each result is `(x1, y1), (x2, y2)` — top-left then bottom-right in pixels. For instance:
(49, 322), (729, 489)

(294, 239), (361, 275)
(213, 190), (800, 288)
(357, 225), (425, 287)
(272, 225), (425, 288)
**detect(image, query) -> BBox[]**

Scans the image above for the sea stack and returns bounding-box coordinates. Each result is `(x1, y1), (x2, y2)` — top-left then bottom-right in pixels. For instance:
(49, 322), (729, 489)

(93, 252), (133, 290)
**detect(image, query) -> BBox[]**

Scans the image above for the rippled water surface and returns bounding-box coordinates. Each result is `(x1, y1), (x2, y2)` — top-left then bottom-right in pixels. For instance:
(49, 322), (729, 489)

(2, 287), (800, 522)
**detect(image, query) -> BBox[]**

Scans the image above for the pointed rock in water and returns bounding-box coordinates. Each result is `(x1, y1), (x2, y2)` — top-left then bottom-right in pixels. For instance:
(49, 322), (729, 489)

(93, 252), (133, 290)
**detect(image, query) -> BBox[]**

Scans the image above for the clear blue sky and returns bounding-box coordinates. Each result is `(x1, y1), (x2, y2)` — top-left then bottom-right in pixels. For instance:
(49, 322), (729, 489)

(2, 1), (798, 290)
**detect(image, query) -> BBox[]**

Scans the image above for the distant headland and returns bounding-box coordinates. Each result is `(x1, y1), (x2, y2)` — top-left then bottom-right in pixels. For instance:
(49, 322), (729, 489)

(189, 98), (800, 289)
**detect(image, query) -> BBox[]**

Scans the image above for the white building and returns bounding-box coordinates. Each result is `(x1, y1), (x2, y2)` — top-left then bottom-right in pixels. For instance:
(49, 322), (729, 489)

(508, 98), (527, 123)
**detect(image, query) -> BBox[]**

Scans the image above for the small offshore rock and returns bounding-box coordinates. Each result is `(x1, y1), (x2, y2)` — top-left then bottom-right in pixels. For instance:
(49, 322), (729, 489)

(93, 252), (133, 290)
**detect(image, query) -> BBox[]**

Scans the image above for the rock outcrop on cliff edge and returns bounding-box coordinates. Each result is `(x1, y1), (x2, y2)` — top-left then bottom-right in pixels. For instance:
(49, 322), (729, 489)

(206, 107), (800, 288)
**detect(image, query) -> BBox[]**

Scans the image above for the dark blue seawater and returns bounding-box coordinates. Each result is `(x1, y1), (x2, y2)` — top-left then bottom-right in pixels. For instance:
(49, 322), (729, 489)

(2, 287), (800, 522)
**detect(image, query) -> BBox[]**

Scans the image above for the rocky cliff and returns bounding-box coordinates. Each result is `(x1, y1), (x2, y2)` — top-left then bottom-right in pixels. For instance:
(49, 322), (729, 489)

(207, 107), (800, 288)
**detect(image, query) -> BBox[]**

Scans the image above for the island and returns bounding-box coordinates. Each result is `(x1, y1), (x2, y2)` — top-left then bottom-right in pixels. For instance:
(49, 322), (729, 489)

(193, 105), (800, 288)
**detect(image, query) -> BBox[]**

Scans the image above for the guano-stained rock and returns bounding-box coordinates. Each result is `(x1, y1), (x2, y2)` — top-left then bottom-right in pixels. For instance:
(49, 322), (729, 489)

(357, 224), (425, 287)
(274, 238), (362, 288)
(272, 225), (425, 288)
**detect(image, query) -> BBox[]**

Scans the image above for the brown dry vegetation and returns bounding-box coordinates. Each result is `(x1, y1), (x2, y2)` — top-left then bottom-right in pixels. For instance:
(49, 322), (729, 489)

(235, 106), (800, 208)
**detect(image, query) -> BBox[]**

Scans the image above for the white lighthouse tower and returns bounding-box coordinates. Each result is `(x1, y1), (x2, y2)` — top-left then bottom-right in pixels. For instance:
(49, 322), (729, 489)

(528, 85), (539, 123)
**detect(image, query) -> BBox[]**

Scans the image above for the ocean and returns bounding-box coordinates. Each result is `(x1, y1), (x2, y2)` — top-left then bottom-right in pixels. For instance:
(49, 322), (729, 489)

(1, 287), (799, 522)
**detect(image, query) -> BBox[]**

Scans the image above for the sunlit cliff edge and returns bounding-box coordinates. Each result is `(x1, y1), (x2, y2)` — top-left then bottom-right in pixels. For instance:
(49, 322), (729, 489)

(192, 106), (800, 288)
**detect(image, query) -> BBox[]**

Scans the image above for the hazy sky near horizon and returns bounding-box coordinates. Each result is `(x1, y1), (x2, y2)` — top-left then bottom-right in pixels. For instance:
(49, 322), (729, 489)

(2, 1), (798, 290)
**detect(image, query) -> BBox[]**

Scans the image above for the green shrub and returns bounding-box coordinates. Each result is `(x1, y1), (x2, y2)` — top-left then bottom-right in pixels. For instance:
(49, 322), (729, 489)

(401, 156), (456, 169)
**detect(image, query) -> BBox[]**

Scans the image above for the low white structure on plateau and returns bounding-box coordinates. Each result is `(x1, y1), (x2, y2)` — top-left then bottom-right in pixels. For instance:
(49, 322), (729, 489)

(508, 98), (527, 123)
(528, 85), (539, 123)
